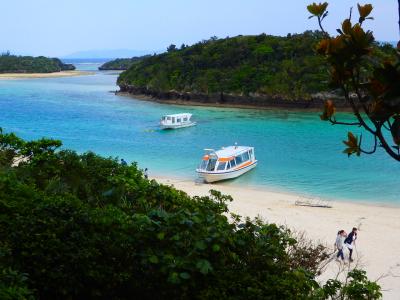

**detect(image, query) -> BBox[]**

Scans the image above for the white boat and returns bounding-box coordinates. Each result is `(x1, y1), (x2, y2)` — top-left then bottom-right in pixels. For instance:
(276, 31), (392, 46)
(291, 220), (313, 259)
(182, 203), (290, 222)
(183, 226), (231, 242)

(160, 113), (196, 129)
(196, 145), (257, 183)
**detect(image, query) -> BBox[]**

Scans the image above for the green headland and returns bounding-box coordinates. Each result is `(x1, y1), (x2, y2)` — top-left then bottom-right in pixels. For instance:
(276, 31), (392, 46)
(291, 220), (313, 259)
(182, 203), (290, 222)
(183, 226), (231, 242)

(0, 53), (75, 73)
(117, 31), (395, 109)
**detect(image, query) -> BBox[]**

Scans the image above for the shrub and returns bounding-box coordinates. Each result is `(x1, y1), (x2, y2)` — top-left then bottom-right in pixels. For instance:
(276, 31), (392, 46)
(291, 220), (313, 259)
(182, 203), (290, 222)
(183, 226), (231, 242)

(0, 129), (381, 299)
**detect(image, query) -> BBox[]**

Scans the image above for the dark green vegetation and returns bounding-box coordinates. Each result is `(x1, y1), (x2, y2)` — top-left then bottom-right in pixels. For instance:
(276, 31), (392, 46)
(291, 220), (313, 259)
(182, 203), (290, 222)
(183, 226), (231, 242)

(99, 56), (149, 70)
(117, 32), (394, 102)
(309, 2), (400, 161)
(0, 129), (381, 299)
(0, 53), (75, 73)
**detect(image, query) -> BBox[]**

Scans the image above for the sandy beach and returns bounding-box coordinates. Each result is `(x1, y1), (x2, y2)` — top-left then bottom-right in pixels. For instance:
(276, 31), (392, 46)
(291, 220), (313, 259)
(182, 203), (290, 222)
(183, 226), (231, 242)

(0, 70), (94, 79)
(154, 175), (400, 299)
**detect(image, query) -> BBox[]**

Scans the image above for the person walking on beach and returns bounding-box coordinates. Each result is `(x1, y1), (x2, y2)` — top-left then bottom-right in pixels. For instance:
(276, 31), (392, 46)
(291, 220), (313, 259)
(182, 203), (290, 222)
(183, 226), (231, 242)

(344, 227), (358, 262)
(335, 230), (346, 261)
(144, 168), (148, 179)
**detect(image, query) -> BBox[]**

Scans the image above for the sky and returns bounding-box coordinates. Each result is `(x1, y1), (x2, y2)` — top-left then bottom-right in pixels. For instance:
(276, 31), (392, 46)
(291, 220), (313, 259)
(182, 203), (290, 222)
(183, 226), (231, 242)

(0, 0), (398, 57)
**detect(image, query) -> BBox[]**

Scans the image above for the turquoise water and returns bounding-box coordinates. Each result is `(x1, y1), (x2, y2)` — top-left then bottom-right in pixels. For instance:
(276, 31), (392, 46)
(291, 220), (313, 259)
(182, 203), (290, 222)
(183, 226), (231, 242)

(1, 63), (399, 204)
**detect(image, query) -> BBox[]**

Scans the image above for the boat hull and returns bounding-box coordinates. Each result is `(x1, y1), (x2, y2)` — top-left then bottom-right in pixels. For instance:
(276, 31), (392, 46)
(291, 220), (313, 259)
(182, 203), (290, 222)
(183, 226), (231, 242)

(160, 122), (196, 130)
(197, 161), (257, 183)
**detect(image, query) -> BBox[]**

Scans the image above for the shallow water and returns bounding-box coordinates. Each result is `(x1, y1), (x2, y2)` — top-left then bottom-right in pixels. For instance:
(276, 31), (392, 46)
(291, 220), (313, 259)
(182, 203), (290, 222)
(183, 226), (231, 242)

(1, 63), (399, 204)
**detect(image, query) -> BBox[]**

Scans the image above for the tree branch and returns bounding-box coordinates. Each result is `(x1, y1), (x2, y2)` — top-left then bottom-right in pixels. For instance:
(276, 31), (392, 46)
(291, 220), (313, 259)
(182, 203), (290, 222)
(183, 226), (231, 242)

(348, 75), (400, 159)
(382, 120), (392, 131)
(341, 85), (376, 135)
(329, 117), (361, 126)
(376, 127), (400, 161)
(317, 16), (328, 36)
(359, 135), (377, 155)
(398, 0), (400, 38)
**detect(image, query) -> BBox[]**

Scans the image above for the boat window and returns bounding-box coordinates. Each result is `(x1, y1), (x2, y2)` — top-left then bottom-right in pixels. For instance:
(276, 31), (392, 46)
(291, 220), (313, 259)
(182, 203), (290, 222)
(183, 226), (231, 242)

(230, 159), (236, 168)
(242, 151), (250, 162)
(235, 155), (242, 165)
(200, 160), (208, 170)
(167, 117), (171, 121)
(217, 162), (226, 171)
(177, 118), (181, 123)
(206, 158), (217, 171)
(172, 117), (175, 123)
(249, 149), (253, 157)
(183, 117), (187, 121)
(226, 161), (231, 169)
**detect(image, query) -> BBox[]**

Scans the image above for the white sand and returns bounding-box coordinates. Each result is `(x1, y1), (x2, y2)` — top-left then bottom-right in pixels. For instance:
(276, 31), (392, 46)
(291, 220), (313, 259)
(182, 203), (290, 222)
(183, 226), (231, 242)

(154, 175), (400, 299)
(0, 71), (94, 79)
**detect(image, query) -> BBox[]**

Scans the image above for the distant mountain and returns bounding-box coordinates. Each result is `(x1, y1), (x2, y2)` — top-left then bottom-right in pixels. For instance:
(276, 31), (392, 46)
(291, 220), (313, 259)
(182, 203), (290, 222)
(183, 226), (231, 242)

(63, 49), (156, 59)
(62, 58), (111, 64)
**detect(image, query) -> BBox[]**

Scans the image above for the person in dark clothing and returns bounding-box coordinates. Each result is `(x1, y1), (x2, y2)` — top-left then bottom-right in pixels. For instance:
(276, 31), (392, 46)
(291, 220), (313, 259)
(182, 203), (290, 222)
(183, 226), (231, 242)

(144, 168), (148, 179)
(344, 227), (358, 262)
(120, 159), (128, 166)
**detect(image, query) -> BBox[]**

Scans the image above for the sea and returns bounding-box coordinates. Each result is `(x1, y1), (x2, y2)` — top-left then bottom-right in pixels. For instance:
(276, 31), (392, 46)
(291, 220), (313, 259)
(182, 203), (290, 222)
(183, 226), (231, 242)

(1, 61), (399, 205)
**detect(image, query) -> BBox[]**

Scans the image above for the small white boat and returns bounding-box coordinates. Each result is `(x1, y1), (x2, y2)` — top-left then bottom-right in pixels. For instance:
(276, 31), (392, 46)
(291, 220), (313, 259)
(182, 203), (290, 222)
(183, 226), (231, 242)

(196, 145), (257, 183)
(160, 113), (196, 129)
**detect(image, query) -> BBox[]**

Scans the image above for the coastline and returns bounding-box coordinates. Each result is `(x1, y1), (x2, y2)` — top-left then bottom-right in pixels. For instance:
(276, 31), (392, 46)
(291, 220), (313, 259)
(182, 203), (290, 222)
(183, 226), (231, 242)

(0, 70), (94, 79)
(153, 174), (400, 299)
(117, 91), (354, 112)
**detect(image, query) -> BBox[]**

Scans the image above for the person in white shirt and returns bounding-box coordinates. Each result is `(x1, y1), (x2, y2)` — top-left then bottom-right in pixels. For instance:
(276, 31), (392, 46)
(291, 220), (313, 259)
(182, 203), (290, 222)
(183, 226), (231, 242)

(335, 230), (346, 261)
(344, 227), (358, 262)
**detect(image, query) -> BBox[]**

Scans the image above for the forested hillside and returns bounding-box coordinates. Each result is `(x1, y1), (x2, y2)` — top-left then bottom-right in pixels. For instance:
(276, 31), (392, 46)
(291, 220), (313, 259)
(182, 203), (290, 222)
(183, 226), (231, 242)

(117, 32), (394, 104)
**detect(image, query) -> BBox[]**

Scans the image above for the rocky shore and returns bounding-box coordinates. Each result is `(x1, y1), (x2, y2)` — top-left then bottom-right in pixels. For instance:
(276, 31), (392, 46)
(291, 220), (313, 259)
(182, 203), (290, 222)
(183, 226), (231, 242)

(118, 84), (349, 110)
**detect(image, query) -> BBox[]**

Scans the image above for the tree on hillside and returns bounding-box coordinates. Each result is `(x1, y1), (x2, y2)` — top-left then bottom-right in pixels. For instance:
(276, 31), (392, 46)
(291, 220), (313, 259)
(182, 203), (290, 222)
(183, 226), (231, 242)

(308, 2), (400, 161)
(167, 44), (177, 52)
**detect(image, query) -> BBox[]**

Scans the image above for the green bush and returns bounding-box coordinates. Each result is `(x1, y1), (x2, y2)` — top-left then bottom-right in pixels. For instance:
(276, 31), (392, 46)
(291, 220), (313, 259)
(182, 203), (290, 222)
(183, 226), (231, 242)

(0, 129), (381, 299)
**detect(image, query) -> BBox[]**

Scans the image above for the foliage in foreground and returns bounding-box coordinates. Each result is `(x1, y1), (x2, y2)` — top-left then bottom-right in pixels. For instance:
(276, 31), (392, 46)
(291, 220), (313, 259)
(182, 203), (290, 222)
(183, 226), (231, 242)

(0, 53), (75, 73)
(0, 129), (381, 299)
(308, 2), (400, 161)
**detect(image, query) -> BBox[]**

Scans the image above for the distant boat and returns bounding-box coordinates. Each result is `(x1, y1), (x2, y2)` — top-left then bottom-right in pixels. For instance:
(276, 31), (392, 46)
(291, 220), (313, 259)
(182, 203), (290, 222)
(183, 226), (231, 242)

(160, 113), (196, 129)
(196, 145), (257, 183)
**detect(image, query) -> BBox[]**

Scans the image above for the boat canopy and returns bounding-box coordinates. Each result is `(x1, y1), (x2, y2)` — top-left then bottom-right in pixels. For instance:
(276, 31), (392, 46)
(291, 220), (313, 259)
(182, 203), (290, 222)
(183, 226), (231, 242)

(202, 146), (252, 160)
(161, 113), (192, 119)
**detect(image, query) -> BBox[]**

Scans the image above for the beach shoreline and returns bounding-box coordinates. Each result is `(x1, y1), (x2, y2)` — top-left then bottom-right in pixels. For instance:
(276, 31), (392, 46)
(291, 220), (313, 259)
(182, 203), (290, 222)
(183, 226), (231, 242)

(152, 174), (400, 299)
(150, 172), (400, 209)
(0, 70), (94, 79)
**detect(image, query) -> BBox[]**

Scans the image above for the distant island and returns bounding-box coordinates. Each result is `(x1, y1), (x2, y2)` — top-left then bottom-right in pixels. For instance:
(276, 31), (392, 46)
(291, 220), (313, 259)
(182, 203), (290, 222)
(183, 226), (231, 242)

(0, 53), (75, 73)
(63, 49), (154, 59)
(117, 31), (395, 109)
(99, 56), (149, 70)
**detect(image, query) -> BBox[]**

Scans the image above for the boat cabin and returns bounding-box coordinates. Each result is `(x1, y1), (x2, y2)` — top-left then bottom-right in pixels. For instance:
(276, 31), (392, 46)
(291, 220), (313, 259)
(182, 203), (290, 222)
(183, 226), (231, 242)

(160, 113), (195, 129)
(198, 146), (255, 172)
